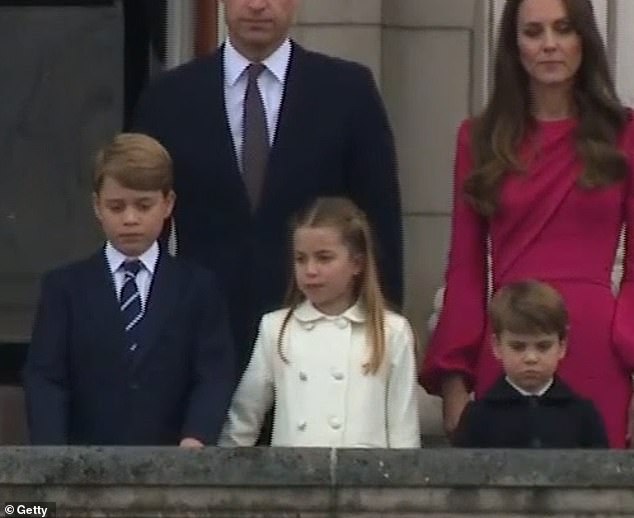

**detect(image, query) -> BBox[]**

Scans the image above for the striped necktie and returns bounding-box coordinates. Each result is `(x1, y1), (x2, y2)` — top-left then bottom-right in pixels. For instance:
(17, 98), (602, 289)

(120, 260), (143, 352)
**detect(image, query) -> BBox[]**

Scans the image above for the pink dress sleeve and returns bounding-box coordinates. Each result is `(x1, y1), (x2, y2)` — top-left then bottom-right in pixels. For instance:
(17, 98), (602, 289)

(419, 120), (489, 395)
(612, 112), (634, 371)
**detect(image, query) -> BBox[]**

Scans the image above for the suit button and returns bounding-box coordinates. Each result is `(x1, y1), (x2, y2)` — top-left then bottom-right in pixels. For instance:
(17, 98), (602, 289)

(130, 383), (139, 390)
(299, 371), (308, 381)
(329, 417), (341, 430)
(332, 372), (344, 381)
(335, 318), (348, 329)
(297, 421), (307, 431)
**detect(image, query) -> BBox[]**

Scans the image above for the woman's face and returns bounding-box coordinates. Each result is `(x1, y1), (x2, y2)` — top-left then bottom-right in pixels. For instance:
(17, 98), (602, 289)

(516, 0), (582, 92)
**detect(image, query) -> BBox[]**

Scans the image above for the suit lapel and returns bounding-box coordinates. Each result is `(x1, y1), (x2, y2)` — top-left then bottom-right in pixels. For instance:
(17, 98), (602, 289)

(262, 42), (309, 208)
(129, 250), (178, 370)
(212, 46), (242, 179)
(207, 46), (254, 213)
(83, 249), (129, 362)
(271, 41), (307, 152)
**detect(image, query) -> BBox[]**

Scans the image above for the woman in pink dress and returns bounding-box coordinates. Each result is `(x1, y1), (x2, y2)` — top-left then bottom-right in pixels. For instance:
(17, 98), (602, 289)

(420, 0), (634, 448)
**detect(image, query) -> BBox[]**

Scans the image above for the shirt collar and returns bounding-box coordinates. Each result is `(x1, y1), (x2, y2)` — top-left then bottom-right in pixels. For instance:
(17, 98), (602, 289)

(292, 299), (366, 324)
(104, 241), (159, 275)
(505, 376), (554, 397)
(223, 37), (291, 87)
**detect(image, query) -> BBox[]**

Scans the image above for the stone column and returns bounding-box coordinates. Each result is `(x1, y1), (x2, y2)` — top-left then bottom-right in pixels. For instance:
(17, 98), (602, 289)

(291, 0), (382, 81)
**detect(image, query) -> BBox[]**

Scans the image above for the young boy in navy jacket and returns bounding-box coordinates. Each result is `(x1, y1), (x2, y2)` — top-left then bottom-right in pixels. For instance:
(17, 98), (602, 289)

(454, 280), (608, 448)
(24, 133), (235, 446)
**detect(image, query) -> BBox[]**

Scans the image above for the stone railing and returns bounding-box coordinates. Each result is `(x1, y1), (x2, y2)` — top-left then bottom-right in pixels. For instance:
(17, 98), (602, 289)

(1, 447), (634, 517)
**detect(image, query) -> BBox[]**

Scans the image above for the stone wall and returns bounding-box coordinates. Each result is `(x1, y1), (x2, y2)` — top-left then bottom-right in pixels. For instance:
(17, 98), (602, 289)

(1, 447), (633, 517)
(0, 1), (122, 343)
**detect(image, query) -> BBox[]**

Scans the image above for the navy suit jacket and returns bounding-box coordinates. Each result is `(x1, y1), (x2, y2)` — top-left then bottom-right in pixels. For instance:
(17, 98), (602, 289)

(132, 42), (403, 374)
(454, 376), (608, 448)
(24, 248), (235, 445)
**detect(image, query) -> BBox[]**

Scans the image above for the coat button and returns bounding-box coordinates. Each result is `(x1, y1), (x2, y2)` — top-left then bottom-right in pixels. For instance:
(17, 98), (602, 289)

(130, 382), (139, 390)
(335, 318), (348, 329)
(329, 417), (341, 430)
(129, 343), (138, 352)
(302, 321), (316, 331)
(297, 421), (307, 431)
(332, 371), (344, 381)
(299, 371), (308, 381)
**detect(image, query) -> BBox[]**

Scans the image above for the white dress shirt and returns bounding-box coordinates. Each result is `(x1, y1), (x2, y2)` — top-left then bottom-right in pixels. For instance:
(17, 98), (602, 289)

(220, 300), (421, 448)
(506, 376), (554, 397)
(104, 241), (159, 311)
(223, 37), (291, 168)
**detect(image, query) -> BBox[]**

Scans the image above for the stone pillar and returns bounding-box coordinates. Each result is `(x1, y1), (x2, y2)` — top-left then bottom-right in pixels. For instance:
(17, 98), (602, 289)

(0, 2), (123, 343)
(0, 0), (123, 445)
(291, 0), (382, 82)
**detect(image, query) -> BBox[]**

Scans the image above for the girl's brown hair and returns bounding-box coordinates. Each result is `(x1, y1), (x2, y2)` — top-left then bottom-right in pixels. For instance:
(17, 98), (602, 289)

(278, 197), (388, 374)
(465, 0), (629, 216)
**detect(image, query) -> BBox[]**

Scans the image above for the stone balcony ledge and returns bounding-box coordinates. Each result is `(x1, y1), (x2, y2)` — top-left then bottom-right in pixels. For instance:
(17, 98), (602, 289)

(1, 447), (634, 517)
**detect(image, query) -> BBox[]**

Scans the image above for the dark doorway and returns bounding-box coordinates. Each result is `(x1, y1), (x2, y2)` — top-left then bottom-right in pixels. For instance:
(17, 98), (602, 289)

(123, 0), (166, 129)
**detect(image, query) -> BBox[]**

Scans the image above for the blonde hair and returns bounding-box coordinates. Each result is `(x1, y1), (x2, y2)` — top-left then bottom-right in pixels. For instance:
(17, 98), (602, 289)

(94, 133), (173, 194)
(278, 197), (388, 375)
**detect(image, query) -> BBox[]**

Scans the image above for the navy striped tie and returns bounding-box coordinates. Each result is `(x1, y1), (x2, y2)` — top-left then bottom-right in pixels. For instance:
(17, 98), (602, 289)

(120, 260), (143, 352)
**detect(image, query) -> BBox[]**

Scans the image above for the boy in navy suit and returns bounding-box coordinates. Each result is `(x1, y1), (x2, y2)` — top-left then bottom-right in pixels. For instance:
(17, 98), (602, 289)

(24, 133), (235, 446)
(454, 280), (608, 448)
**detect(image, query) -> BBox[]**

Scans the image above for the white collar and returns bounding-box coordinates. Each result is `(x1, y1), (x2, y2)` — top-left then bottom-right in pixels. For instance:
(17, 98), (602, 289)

(506, 376), (554, 397)
(223, 37), (292, 87)
(292, 299), (366, 324)
(104, 241), (159, 275)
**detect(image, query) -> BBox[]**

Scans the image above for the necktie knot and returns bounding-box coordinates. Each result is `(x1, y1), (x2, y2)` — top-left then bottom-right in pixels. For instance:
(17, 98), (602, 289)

(122, 260), (142, 276)
(247, 62), (266, 82)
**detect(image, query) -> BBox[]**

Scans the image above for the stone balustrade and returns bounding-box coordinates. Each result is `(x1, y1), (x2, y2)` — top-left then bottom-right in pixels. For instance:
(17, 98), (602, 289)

(1, 447), (633, 517)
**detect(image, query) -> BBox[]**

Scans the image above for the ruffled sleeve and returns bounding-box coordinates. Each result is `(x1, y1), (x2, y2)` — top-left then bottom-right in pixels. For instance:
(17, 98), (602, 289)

(419, 120), (489, 394)
(612, 111), (634, 371)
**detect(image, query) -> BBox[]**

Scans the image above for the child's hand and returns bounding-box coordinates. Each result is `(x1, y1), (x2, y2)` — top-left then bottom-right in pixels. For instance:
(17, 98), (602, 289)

(180, 437), (205, 448)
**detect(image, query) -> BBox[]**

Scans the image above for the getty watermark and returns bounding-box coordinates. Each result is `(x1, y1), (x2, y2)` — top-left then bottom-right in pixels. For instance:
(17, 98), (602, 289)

(3, 503), (55, 517)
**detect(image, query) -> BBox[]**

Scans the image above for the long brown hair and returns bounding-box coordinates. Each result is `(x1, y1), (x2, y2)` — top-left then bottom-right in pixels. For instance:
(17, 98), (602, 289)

(465, 0), (629, 216)
(277, 197), (388, 375)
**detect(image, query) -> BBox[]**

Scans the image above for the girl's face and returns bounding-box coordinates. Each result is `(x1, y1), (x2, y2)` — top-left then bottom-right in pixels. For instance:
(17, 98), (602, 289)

(293, 225), (363, 316)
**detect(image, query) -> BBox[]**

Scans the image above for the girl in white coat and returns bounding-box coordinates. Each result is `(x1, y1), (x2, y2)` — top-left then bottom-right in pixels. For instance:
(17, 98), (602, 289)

(220, 197), (420, 447)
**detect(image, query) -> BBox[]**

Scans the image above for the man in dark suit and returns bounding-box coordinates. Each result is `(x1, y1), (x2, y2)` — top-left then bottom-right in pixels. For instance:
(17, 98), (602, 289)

(132, 0), (403, 376)
(23, 133), (234, 446)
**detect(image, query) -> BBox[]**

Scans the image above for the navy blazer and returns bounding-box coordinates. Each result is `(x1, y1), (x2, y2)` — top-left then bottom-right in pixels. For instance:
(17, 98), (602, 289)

(132, 42), (403, 374)
(454, 376), (609, 448)
(24, 248), (235, 446)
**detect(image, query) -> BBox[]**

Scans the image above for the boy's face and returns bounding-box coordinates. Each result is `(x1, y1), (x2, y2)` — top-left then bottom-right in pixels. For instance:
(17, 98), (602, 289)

(492, 330), (566, 393)
(93, 176), (175, 257)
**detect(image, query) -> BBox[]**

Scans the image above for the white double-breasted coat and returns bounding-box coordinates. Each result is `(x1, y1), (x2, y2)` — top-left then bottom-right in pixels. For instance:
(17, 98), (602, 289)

(220, 300), (420, 447)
